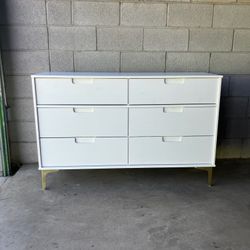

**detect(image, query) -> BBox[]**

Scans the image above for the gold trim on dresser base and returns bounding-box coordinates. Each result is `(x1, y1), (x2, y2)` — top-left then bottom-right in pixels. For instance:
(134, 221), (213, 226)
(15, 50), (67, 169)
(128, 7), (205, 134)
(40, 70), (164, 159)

(41, 170), (59, 191)
(40, 167), (214, 190)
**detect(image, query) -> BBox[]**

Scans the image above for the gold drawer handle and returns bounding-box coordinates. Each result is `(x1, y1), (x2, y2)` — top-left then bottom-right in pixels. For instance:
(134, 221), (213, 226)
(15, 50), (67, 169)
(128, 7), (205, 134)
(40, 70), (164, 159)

(163, 107), (184, 113)
(72, 78), (94, 84)
(73, 108), (94, 113)
(75, 138), (95, 144)
(164, 79), (184, 84)
(162, 137), (182, 142)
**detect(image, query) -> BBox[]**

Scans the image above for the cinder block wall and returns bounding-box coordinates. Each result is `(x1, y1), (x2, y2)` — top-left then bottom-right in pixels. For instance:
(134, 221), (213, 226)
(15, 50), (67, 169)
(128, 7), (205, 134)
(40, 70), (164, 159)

(0, 0), (250, 163)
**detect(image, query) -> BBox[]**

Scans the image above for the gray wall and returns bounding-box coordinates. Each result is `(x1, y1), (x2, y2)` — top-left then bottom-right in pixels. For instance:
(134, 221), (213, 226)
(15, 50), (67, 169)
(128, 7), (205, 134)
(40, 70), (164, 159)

(0, 0), (250, 163)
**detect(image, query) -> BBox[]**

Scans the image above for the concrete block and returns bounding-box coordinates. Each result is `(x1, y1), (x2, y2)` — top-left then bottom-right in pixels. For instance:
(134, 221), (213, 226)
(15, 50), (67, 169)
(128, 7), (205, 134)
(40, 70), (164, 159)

(75, 52), (120, 72)
(8, 99), (34, 122)
(121, 52), (165, 72)
(11, 142), (38, 164)
(241, 139), (250, 158)
(144, 0), (189, 1)
(50, 51), (74, 72)
(166, 52), (209, 72)
(210, 53), (250, 74)
(229, 75), (250, 97)
(247, 99), (250, 117)
(0, 26), (48, 50)
(5, 76), (32, 99)
(217, 139), (242, 159)
(224, 118), (248, 139)
(221, 75), (230, 97)
(47, 1), (71, 25)
(121, 3), (166, 26)
(217, 118), (225, 140)
(215, 141), (222, 159)
(8, 122), (36, 142)
(220, 97), (248, 118)
(73, 2), (119, 25)
(0, 0), (46, 25)
(194, 0), (236, 2)
(234, 30), (250, 52)
(2, 51), (49, 75)
(214, 5), (250, 28)
(248, 120), (250, 138)
(189, 29), (233, 51)
(49, 27), (96, 50)
(144, 28), (188, 51)
(168, 4), (213, 27)
(97, 27), (143, 51)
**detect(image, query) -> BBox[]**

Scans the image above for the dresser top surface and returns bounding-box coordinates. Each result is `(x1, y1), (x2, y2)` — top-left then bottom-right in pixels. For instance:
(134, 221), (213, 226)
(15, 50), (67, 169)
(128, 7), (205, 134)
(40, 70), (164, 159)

(31, 72), (223, 79)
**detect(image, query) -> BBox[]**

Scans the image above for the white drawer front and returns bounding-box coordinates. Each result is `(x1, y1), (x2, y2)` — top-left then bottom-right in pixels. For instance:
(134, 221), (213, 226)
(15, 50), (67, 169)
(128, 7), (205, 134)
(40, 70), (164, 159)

(129, 106), (216, 136)
(35, 78), (128, 104)
(38, 107), (128, 137)
(129, 78), (220, 104)
(40, 138), (127, 167)
(129, 137), (214, 165)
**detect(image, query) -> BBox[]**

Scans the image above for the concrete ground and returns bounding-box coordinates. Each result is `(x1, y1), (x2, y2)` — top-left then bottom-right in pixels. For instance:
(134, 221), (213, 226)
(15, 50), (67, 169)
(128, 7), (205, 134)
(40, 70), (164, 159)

(0, 161), (250, 250)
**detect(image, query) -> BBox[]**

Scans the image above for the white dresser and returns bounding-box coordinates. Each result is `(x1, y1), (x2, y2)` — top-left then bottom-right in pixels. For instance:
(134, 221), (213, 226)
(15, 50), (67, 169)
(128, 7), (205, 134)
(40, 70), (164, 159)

(31, 72), (222, 189)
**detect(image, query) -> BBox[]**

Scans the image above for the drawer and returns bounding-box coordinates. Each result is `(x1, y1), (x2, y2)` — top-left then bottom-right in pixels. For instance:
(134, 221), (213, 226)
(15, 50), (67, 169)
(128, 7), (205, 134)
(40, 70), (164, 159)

(129, 136), (214, 165)
(40, 138), (127, 167)
(129, 106), (216, 136)
(38, 107), (128, 137)
(35, 78), (128, 104)
(129, 78), (220, 104)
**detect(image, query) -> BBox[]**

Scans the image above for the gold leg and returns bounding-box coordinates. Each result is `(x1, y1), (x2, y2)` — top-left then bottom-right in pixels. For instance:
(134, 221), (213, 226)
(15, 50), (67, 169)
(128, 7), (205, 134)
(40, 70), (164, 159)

(41, 170), (59, 190)
(207, 168), (213, 187)
(196, 167), (214, 187)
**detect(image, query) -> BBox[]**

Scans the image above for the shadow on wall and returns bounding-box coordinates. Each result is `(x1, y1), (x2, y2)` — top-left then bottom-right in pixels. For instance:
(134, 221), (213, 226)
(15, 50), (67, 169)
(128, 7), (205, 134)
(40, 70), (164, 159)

(0, 1), (11, 62)
(217, 75), (250, 159)
(0, 1), (7, 24)
(0, 0), (16, 78)
(0, 1), (24, 76)
(0, 1), (24, 165)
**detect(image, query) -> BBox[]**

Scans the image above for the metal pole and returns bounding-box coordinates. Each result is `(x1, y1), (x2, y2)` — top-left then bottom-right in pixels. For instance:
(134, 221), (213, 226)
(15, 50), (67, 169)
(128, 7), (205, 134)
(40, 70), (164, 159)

(0, 50), (11, 176)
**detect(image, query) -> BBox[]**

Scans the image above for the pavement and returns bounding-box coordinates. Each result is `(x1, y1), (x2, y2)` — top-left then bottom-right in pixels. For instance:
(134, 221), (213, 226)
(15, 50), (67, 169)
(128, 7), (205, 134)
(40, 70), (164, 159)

(0, 161), (250, 250)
